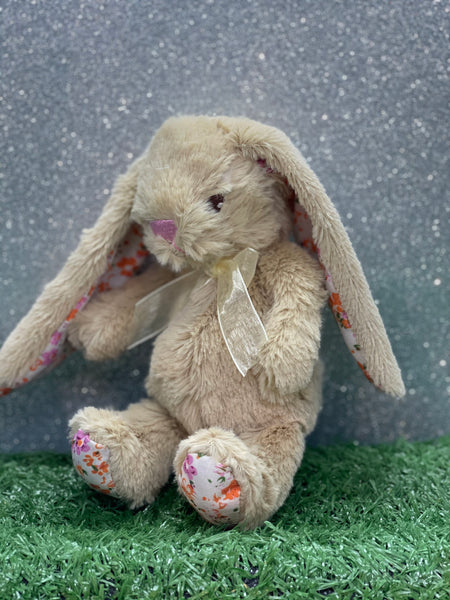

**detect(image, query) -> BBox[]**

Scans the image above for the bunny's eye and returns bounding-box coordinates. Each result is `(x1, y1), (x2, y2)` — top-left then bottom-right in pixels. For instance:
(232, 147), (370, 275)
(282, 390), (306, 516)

(207, 194), (225, 212)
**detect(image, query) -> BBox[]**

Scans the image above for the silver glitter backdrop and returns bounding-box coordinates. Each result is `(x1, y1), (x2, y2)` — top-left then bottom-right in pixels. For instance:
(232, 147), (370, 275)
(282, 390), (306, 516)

(0, 0), (448, 451)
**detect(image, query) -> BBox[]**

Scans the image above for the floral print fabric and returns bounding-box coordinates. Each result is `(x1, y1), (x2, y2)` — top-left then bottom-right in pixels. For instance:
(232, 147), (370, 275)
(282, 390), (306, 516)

(71, 429), (119, 497)
(178, 453), (241, 526)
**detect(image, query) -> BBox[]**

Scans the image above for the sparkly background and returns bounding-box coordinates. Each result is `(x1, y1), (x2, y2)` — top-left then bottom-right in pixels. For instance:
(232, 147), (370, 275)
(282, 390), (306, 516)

(0, 0), (448, 451)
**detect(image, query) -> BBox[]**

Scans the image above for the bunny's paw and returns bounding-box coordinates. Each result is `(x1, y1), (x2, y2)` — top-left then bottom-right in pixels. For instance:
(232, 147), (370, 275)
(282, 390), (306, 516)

(177, 453), (242, 526)
(67, 293), (134, 360)
(174, 428), (269, 529)
(71, 429), (120, 497)
(254, 339), (315, 397)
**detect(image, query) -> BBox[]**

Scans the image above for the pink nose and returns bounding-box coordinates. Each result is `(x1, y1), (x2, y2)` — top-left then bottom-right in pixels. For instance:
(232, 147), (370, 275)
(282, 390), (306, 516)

(149, 219), (177, 243)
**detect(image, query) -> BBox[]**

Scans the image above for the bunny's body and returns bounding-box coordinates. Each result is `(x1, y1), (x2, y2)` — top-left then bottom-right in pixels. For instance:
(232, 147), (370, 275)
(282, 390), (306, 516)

(0, 116), (404, 528)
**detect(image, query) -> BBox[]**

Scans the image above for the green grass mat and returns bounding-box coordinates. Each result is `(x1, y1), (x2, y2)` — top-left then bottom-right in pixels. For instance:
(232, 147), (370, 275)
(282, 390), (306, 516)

(1, 438), (448, 600)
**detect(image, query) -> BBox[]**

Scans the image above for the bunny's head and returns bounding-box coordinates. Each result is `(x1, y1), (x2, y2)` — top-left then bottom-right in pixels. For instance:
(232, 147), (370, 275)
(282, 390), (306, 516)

(131, 116), (292, 273)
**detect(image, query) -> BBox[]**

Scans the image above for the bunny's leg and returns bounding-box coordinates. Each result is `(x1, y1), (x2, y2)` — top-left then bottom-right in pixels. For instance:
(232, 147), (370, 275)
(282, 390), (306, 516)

(69, 399), (186, 508)
(174, 364), (323, 529)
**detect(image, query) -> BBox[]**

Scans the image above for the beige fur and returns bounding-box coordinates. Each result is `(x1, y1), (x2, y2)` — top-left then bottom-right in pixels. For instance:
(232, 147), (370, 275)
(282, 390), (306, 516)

(0, 115), (405, 528)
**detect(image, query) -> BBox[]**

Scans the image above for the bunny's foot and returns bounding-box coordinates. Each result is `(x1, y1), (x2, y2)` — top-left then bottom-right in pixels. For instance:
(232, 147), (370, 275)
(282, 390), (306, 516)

(174, 423), (306, 529)
(177, 451), (242, 526)
(174, 428), (272, 529)
(71, 428), (119, 497)
(69, 400), (186, 508)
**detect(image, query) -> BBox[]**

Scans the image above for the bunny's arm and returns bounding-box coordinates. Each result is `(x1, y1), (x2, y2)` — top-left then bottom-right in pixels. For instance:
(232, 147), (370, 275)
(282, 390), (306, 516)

(254, 241), (327, 396)
(68, 261), (176, 361)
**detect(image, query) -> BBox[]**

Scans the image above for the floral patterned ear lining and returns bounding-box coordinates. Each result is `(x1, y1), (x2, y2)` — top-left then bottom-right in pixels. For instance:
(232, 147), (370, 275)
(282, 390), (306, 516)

(257, 158), (375, 385)
(293, 203), (373, 385)
(0, 162), (377, 396)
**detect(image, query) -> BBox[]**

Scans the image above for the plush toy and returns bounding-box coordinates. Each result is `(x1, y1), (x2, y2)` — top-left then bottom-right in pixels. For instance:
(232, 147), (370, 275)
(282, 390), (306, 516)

(0, 116), (404, 528)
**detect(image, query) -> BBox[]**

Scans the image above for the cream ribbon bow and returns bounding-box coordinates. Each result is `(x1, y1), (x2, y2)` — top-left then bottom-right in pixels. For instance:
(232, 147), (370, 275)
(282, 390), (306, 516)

(128, 248), (267, 376)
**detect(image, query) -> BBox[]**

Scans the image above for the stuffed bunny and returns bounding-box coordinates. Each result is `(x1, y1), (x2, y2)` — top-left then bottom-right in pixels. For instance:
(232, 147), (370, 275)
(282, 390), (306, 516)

(0, 116), (404, 528)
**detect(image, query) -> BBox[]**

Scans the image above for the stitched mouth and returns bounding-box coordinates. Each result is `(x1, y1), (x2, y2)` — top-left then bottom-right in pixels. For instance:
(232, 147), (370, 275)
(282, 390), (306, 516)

(171, 241), (185, 255)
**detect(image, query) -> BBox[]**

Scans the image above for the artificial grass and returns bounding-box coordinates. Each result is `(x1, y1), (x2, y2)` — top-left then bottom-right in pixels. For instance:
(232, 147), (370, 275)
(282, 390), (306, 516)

(0, 438), (448, 600)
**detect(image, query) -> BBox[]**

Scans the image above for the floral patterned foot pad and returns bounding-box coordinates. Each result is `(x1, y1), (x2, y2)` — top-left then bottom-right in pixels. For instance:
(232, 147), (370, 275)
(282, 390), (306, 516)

(177, 453), (241, 526)
(71, 429), (119, 497)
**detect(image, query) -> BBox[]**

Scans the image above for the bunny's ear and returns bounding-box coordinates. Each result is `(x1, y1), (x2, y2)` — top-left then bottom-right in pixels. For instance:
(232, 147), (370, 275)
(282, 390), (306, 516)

(0, 157), (148, 395)
(220, 117), (405, 397)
